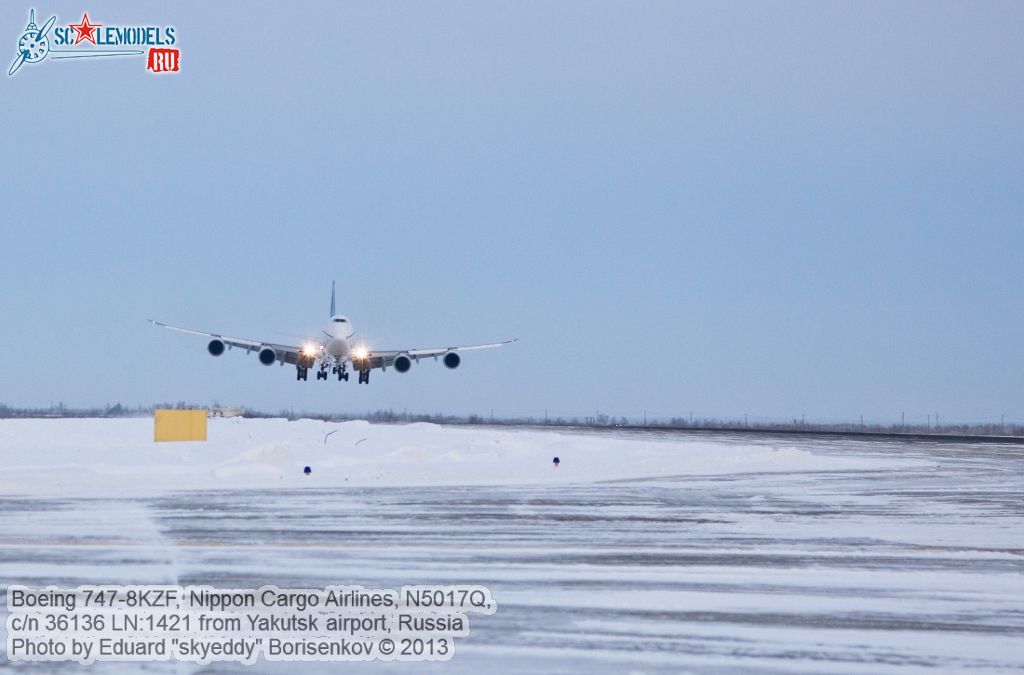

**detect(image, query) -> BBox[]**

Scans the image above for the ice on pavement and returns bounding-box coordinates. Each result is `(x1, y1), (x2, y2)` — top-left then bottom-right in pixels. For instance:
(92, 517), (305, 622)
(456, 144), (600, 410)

(1, 418), (1021, 673)
(0, 417), (898, 496)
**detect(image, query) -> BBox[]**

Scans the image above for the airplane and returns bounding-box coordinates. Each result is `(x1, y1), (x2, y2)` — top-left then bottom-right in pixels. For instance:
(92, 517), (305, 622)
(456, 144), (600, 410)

(149, 283), (517, 384)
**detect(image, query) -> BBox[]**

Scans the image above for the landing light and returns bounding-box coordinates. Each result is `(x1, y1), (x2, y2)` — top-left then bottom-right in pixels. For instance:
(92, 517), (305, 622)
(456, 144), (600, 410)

(302, 344), (319, 357)
(352, 346), (369, 360)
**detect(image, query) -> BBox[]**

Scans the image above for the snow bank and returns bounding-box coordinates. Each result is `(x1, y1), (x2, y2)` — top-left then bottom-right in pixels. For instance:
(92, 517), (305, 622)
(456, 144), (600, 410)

(0, 417), (894, 497)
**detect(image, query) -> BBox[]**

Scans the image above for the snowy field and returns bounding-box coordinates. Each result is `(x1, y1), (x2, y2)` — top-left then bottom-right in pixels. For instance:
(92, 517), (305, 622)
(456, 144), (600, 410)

(0, 418), (1021, 673)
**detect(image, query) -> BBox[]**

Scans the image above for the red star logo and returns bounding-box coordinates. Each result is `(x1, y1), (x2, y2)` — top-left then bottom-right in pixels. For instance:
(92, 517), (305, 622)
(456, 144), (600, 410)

(69, 12), (101, 45)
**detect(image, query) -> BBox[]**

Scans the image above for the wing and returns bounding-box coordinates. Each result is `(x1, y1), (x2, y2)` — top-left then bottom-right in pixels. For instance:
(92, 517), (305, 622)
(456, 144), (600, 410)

(148, 320), (306, 364)
(360, 339), (518, 370)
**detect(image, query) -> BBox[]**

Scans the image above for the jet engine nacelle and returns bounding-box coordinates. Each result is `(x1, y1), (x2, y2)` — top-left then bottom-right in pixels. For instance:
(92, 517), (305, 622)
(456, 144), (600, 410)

(443, 351), (461, 369)
(258, 346), (277, 366)
(208, 339), (225, 356)
(394, 354), (412, 373)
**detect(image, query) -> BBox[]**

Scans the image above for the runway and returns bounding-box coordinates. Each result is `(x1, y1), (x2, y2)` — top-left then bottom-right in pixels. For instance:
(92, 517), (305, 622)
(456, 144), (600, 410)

(1, 426), (1022, 672)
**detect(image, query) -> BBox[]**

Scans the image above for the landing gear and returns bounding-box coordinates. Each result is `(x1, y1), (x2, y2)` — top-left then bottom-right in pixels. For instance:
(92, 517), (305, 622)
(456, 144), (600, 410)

(357, 369), (370, 384)
(299, 359), (355, 382)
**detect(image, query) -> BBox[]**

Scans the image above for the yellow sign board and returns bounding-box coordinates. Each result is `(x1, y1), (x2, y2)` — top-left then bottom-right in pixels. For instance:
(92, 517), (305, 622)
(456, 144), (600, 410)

(154, 409), (208, 442)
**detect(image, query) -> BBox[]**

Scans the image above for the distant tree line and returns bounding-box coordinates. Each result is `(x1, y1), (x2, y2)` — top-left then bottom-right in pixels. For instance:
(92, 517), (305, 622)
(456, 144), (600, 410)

(0, 402), (1021, 438)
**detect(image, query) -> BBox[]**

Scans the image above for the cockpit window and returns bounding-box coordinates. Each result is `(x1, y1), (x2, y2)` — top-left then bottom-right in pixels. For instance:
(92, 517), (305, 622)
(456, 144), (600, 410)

(333, 318), (347, 323)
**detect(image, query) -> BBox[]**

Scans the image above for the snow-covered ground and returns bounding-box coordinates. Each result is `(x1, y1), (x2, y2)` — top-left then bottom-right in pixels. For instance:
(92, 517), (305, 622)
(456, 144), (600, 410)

(1, 418), (1022, 672)
(0, 418), (890, 496)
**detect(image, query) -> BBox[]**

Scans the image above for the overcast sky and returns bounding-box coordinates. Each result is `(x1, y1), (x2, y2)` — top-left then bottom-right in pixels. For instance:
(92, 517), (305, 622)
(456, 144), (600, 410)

(1, 1), (1022, 424)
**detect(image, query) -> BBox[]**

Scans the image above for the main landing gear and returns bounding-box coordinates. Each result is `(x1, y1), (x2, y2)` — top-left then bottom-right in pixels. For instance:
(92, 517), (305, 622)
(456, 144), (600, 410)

(296, 361), (358, 382)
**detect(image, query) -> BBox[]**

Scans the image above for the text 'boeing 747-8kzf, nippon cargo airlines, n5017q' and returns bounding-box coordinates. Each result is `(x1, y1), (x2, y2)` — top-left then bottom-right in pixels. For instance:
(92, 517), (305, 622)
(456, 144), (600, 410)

(149, 283), (517, 384)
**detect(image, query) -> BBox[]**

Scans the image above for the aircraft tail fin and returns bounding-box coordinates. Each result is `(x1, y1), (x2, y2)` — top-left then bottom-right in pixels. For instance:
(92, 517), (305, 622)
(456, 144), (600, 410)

(330, 281), (336, 317)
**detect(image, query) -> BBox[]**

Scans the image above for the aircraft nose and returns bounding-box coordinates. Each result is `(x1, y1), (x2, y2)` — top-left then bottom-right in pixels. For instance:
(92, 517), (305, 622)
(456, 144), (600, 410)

(327, 338), (349, 358)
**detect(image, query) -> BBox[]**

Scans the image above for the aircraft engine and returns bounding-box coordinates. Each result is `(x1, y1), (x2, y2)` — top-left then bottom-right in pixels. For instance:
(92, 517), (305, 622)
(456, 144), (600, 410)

(258, 346), (277, 366)
(207, 339), (225, 356)
(443, 351), (461, 369)
(394, 354), (412, 373)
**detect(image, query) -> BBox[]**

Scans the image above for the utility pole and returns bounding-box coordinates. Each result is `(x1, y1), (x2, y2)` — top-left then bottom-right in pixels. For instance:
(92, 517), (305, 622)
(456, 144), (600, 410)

(544, 408), (548, 424)
(901, 411), (905, 430)
(643, 409), (647, 426)
(744, 413), (747, 427)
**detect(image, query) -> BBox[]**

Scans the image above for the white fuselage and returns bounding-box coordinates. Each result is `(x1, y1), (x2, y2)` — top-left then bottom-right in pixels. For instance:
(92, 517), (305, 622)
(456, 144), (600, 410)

(323, 314), (355, 358)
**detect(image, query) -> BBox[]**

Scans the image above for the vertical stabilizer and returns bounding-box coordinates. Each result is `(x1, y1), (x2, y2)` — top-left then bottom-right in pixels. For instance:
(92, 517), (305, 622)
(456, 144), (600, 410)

(330, 281), (336, 317)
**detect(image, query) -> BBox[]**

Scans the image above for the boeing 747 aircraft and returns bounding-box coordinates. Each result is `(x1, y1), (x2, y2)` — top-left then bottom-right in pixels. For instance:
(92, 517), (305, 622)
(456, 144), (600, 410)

(150, 283), (517, 384)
